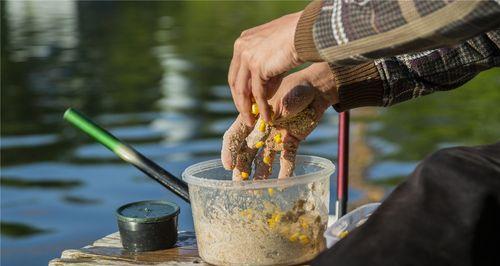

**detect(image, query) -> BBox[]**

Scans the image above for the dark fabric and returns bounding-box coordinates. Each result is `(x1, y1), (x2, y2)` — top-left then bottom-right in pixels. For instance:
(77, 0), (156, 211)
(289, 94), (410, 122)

(313, 143), (500, 266)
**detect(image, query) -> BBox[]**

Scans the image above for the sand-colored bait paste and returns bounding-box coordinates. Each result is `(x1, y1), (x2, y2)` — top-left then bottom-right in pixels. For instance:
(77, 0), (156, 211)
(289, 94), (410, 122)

(190, 178), (329, 266)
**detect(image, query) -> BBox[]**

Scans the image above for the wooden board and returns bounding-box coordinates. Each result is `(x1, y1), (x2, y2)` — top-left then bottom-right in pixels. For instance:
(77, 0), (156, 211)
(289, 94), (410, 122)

(49, 231), (208, 266)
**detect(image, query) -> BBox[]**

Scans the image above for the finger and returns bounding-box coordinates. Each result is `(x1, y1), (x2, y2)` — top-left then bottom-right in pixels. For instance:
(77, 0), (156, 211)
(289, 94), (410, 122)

(228, 39), (243, 89)
(275, 107), (318, 141)
(245, 118), (271, 149)
(221, 115), (253, 170)
(251, 74), (272, 124)
(253, 138), (277, 180)
(232, 141), (258, 181)
(278, 134), (300, 179)
(310, 94), (331, 121)
(265, 74), (284, 101)
(273, 84), (315, 121)
(268, 128), (284, 152)
(233, 65), (254, 127)
(249, 126), (280, 180)
(228, 56), (240, 90)
(281, 85), (315, 119)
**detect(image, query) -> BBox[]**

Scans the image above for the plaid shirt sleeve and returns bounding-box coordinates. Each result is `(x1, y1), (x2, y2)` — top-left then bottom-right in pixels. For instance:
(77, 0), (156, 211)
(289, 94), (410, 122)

(375, 30), (500, 108)
(294, 0), (500, 111)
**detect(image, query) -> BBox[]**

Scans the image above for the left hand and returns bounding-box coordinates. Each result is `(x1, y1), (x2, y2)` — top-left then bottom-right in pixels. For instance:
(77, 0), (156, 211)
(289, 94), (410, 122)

(228, 12), (304, 127)
(222, 63), (337, 180)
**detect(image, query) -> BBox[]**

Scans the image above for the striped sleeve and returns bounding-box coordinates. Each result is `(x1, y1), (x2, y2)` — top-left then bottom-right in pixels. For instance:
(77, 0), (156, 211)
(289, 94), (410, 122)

(331, 29), (500, 111)
(295, 0), (500, 66)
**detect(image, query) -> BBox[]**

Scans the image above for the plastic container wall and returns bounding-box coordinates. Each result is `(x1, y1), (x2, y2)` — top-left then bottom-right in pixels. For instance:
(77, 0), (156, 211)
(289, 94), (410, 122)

(183, 155), (335, 266)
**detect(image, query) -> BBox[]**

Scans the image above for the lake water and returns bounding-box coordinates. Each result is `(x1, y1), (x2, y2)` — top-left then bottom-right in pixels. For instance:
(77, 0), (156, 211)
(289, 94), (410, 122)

(1, 1), (499, 265)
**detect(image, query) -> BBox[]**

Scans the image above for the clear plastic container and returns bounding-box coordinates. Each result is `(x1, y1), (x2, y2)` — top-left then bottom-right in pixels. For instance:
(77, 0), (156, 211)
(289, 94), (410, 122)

(324, 203), (380, 248)
(183, 155), (335, 266)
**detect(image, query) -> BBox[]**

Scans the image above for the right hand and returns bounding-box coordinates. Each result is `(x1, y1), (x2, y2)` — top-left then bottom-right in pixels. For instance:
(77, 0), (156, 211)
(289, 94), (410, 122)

(228, 12), (304, 127)
(222, 63), (338, 180)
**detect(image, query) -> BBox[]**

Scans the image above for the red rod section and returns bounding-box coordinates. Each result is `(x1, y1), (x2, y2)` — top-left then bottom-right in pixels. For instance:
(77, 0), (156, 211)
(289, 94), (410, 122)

(337, 111), (350, 217)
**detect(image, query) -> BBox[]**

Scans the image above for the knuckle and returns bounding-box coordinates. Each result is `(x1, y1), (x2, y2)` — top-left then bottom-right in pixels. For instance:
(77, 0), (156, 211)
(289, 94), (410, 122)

(234, 38), (243, 50)
(241, 51), (252, 61)
(248, 60), (258, 70)
(240, 30), (249, 37)
(249, 61), (262, 74)
(235, 87), (248, 97)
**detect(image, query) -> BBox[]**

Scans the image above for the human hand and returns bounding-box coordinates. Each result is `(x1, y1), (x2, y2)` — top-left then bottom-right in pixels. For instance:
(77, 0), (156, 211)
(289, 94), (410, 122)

(222, 63), (337, 180)
(228, 11), (303, 127)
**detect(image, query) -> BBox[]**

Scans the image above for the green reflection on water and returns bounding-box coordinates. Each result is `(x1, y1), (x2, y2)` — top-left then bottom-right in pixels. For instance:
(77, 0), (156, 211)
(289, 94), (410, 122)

(0, 177), (82, 189)
(373, 68), (500, 161)
(1, 221), (52, 238)
(62, 195), (102, 205)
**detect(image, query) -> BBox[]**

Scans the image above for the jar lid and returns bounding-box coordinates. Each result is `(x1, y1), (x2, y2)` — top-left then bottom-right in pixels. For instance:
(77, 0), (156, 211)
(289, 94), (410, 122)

(116, 200), (180, 223)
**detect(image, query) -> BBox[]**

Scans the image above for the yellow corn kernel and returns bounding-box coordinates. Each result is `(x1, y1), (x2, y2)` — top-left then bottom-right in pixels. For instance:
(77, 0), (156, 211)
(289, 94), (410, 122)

(255, 141), (264, 149)
(258, 120), (266, 132)
(299, 234), (310, 245)
(241, 172), (249, 180)
(251, 103), (259, 115)
(267, 188), (275, 196)
(299, 216), (313, 229)
(263, 156), (271, 165)
(289, 232), (300, 242)
(267, 218), (277, 229)
(300, 219), (309, 229)
(275, 213), (282, 223)
(339, 230), (349, 239)
(273, 133), (282, 144)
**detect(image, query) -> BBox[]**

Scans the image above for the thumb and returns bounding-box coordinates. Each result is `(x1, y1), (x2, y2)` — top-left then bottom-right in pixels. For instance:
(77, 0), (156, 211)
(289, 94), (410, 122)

(270, 75), (315, 121)
(310, 91), (332, 121)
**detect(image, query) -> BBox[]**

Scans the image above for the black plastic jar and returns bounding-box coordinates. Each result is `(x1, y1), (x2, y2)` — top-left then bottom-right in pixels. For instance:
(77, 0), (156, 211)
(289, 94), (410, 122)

(116, 200), (179, 252)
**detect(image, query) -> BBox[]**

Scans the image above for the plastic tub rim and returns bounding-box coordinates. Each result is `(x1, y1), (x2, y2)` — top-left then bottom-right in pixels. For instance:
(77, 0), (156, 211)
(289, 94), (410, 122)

(182, 155), (335, 190)
(116, 200), (180, 223)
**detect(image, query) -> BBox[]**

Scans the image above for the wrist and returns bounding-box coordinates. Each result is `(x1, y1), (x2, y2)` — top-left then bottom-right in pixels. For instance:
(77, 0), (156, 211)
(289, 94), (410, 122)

(306, 63), (338, 105)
